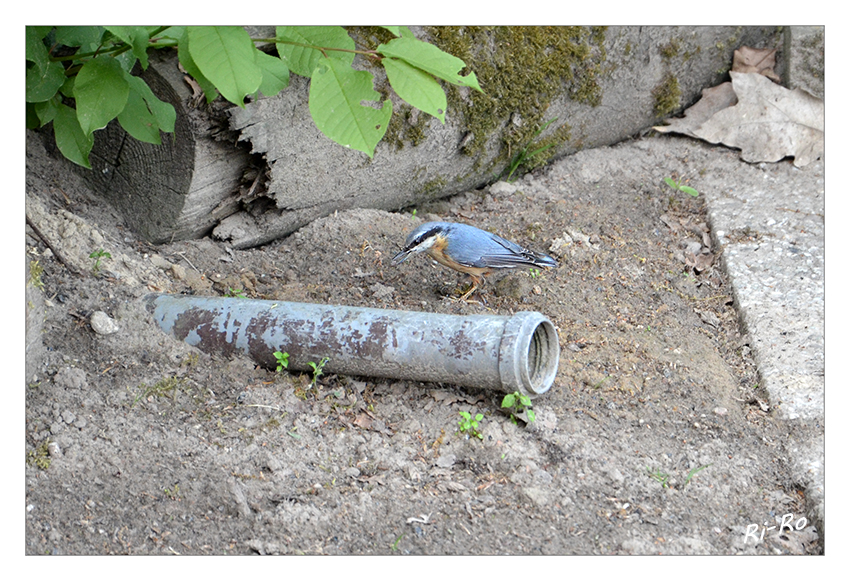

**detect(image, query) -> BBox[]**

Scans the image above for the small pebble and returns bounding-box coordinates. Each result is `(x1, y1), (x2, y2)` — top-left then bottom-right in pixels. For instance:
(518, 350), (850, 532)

(90, 311), (120, 335)
(490, 181), (517, 196)
(171, 264), (187, 280)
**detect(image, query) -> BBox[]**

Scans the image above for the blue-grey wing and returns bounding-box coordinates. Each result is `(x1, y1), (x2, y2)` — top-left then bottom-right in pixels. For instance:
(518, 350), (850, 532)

(447, 224), (557, 269)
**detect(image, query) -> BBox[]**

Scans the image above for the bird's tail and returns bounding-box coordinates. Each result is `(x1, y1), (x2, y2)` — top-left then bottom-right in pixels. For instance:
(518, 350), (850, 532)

(528, 250), (558, 269)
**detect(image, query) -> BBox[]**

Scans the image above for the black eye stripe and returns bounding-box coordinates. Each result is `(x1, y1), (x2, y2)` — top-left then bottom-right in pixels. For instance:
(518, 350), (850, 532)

(411, 226), (444, 247)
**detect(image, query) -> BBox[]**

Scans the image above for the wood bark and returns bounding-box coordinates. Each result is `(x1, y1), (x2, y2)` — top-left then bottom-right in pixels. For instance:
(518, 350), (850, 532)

(60, 26), (783, 249)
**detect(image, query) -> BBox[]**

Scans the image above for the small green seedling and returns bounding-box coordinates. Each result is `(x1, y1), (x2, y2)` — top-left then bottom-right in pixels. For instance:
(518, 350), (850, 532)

(684, 464), (711, 487)
(458, 411), (484, 439)
(273, 351), (290, 372)
(503, 117), (558, 182)
(89, 248), (111, 273)
(307, 357), (330, 387)
(646, 467), (670, 488)
(410, 209), (418, 219)
(225, 287), (247, 298)
(501, 391), (536, 424)
(529, 267), (541, 279)
(163, 484), (182, 500)
(391, 533), (406, 551)
(663, 176), (699, 197)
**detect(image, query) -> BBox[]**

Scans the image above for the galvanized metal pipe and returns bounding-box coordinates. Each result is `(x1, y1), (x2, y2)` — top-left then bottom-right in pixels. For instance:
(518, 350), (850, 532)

(144, 294), (559, 396)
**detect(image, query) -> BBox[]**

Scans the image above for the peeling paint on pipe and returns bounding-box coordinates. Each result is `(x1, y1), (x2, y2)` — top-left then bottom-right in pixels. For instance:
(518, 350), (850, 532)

(144, 294), (559, 396)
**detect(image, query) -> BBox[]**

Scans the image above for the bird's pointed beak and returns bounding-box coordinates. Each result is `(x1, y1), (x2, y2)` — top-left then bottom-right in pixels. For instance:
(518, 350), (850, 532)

(392, 247), (415, 265)
(393, 239), (431, 265)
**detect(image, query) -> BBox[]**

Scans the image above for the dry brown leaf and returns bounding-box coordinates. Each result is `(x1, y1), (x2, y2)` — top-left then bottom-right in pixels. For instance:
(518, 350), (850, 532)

(696, 72), (823, 166)
(655, 72), (823, 167)
(654, 82), (737, 139)
(429, 390), (459, 405)
(732, 47), (781, 82)
(353, 413), (373, 429)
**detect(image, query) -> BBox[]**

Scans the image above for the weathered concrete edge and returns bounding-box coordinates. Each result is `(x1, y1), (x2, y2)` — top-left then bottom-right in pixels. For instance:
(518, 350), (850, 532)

(706, 21), (826, 542)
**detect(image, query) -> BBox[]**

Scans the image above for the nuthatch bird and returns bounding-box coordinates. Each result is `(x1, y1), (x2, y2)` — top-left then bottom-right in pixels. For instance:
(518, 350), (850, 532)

(392, 221), (558, 300)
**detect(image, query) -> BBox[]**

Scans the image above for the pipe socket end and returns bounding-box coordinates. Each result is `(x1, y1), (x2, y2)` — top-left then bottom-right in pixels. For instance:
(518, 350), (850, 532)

(499, 312), (560, 397)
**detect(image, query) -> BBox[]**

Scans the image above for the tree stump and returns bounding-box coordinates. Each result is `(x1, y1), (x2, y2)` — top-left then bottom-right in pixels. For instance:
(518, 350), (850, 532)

(56, 26), (783, 249)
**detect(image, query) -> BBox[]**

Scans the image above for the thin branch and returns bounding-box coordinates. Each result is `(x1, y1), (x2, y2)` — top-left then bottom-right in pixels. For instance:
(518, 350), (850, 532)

(26, 213), (85, 277)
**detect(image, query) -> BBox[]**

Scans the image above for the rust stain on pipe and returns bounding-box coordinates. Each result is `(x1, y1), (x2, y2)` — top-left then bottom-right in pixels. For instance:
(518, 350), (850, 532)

(144, 294), (559, 396)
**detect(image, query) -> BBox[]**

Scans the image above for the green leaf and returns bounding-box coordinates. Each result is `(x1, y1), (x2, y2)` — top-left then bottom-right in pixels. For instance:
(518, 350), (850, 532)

(501, 393), (516, 408)
(177, 28), (218, 103)
(680, 185), (699, 197)
(157, 26), (183, 39)
(59, 75), (75, 98)
(187, 26), (262, 107)
(125, 75), (175, 133)
(309, 57), (392, 158)
(381, 26), (403, 37)
(378, 36), (482, 92)
(186, 26), (263, 107)
(25, 27), (49, 68)
(255, 50), (290, 97)
(383, 57), (446, 123)
(118, 81), (163, 144)
(105, 26), (151, 69)
(26, 59), (66, 103)
(55, 26), (104, 48)
(34, 96), (61, 126)
(27, 26), (52, 45)
(663, 177), (677, 189)
(54, 103), (93, 168)
(276, 26), (354, 78)
(26, 27), (67, 103)
(26, 103), (40, 129)
(73, 55), (129, 136)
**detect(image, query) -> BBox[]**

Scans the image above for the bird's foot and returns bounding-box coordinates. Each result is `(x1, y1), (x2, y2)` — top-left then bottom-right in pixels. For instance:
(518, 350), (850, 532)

(450, 283), (487, 305)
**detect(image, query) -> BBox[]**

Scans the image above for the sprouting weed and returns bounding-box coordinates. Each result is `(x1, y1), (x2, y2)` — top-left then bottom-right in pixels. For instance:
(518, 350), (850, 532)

(501, 391), (536, 424)
(458, 411), (484, 439)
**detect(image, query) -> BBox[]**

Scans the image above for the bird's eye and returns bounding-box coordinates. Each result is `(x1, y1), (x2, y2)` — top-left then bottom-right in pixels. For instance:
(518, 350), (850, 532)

(421, 227), (442, 242)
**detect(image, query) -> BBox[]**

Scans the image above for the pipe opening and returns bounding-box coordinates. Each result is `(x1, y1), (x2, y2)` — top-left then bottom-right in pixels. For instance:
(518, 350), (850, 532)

(526, 318), (559, 396)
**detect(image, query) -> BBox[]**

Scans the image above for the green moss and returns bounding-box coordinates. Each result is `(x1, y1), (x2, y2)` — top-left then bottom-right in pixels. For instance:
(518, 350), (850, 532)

(27, 440), (51, 470)
(662, 35), (703, 65)
(133, 377), (188, 406)
(28, 260), (45, 290)
(683, 45), (701, 62)
(346, 26), (396, 51)
(425, 26), (608, 172)
(715, 26), (744, 53)
(652, 73), (682, 117)
(660, 38), (681, 60)
(422, 176), (448, 196)
(384, 103), (430, 150)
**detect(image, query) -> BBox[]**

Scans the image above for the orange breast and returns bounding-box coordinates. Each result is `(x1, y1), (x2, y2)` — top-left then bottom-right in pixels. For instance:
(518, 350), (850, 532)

(425, 236), (492, 281)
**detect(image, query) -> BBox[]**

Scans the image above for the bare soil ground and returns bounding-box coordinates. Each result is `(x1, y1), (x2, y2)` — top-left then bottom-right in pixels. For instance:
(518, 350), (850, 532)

(24, 132), (821, 555)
